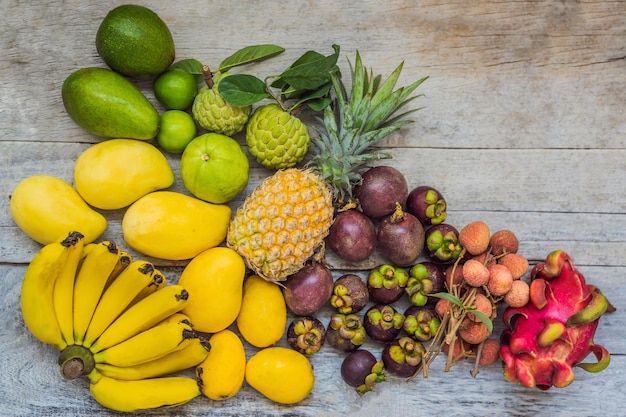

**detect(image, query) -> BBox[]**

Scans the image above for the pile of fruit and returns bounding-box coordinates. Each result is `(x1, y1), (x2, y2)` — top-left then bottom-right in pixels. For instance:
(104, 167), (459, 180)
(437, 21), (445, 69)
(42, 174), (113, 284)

(9, 4), (615, 412)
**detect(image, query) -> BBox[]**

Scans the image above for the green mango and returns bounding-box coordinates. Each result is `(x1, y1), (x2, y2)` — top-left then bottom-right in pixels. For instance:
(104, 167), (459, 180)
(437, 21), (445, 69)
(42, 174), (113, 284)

(96, 4), (175, 78)
(62, 67), (159, 140)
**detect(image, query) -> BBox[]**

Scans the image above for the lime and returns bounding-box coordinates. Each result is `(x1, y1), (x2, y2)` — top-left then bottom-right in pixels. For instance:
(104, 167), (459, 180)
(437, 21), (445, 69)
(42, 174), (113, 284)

(153, 69), (198, 110)
(180, 133), (250, 204)
(157, 110), (197, 153)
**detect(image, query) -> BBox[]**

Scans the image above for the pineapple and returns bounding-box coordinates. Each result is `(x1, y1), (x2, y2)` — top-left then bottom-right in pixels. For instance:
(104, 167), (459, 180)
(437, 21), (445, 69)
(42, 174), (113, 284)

(227, 52), (428, 281)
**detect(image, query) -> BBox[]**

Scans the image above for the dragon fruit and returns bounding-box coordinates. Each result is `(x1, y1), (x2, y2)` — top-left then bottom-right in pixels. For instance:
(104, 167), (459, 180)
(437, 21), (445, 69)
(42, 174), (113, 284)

(500, 250), (614, 390)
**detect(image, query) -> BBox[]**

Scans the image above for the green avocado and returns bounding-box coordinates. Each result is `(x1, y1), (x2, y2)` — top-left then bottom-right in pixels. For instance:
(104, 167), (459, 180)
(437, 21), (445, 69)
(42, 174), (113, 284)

(96, 4), (175, 78)
(62, 67), (159, 140)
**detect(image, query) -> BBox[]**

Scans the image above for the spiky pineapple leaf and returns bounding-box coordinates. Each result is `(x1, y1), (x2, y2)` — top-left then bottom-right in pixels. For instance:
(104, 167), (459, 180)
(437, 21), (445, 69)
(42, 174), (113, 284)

(218, 44), (285, 73)
(218, 74), (270, 106)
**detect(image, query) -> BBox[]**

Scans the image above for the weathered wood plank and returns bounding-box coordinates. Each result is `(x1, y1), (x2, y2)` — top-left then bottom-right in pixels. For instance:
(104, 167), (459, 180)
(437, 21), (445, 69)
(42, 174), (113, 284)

(1, 1), (625, 149)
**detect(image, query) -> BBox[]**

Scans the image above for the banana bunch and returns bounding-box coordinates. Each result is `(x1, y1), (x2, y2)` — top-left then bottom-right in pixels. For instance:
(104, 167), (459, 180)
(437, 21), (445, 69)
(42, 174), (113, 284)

(20, 231), (209, 412)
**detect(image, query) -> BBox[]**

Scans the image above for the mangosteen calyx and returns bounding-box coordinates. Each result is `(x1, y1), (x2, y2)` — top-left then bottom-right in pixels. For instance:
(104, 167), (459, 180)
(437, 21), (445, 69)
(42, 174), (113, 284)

(357, 360), (386, 395)
(288, 317), (326, 355)
(425, 224), (463, 263)
(390, 337), (426, 368)
(403, 307), (441, 342)
(367, 305), (405, 332)
(368, 264), (409, 291)
(406, 263), (443, 307)
(329, 313), (367, 347)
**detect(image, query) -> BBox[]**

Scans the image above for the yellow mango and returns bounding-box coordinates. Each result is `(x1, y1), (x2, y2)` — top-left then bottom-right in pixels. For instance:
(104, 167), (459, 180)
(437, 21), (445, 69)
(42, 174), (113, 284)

(177, 247), (245, 333)
(9, 175), (107, 244)
(122, 191), (231, 260)
(196, 329), (246, 401)
(245, 347), (314, 404)
(237, 274), (287, 348)
(74, 139), (174, 210)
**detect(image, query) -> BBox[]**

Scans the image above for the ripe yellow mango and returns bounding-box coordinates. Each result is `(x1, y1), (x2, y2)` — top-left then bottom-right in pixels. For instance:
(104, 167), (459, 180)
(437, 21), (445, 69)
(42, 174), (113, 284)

(74, 139), (174, 210)
(177, 247), (245, 333)
(196, 329), (246, 401)
(10, 175), (107, 244)
(122, 191), (231, 260)
(245, 347), (315, 404)
(237, 275), (287, 348)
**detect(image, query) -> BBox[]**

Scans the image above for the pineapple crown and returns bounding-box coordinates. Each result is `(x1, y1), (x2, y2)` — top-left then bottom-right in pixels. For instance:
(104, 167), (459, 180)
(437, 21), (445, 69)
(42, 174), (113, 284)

(307, 51), (429, 203)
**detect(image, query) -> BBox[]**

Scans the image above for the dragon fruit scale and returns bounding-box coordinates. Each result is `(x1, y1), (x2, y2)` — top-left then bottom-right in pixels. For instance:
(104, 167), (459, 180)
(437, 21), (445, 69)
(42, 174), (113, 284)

(500, 250), (614, 390)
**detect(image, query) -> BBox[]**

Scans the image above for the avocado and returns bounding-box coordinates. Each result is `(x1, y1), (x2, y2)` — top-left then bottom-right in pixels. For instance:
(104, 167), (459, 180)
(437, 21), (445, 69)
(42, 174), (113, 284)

(96, 4), (175, 78)
(62, 67), (159, 140)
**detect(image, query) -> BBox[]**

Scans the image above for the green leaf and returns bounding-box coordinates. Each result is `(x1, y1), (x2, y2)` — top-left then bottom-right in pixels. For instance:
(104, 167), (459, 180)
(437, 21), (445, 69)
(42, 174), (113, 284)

(290, 82), (332, 110)
(279, 44), (341, 90)
(218, 74), (269, 106)
(431, 292), (464, 308)
(170, 58), (204, 84)
(305, 97), (333, 112)
(218, 44), (285, 72)
(467, 310), (493, 334)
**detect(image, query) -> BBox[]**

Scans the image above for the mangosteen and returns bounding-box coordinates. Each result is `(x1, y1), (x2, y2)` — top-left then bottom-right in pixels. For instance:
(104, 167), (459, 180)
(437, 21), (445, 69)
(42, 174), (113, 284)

(381, 337), (426, 378)
(341, 349), (386, 395)
(326, 313), (367, 352)
(367, 264), (409, 304)
(283, 262), (334, 316)
(327, 209), (377, 262)
(406, 185), (447, 226)
(403, 305), (441, 342)
(424, 223), (462, 264)
(363, 304), (405, 343)
(287, 316), (326, 355)
(329, 274), (369, 314)
(377, 203), (425, 267)
(354, 165), (408, 219)
(405, 262), (446, 306)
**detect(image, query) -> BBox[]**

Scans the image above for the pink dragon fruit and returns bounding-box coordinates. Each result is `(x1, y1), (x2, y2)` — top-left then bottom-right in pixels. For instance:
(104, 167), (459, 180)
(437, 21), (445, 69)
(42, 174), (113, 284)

(500, 250), (614, 390)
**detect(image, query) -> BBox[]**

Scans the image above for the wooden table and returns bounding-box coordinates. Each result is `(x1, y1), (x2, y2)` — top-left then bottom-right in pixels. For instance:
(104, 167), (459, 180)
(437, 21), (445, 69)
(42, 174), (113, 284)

(1, 1), (624, 416)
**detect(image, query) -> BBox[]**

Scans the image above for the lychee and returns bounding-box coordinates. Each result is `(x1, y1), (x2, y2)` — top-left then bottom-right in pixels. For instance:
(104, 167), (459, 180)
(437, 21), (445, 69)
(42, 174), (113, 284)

(498, 253), (529, 280)
(487, 263), (513, 296)
(458, 317), (490, 344)
(462, 259), (490, 287)
(476, 338), (501, 366)
(459, 221), (490, 256)
(467, 293), (493, 322)
(503, 279), (530, 308)
(442, 338), (471, 362)
(489, 229), (519, 256)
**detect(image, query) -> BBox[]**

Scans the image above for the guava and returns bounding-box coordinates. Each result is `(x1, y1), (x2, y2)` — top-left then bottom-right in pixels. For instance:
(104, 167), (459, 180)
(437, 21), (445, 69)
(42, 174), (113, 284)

(180, 133), (250, 204)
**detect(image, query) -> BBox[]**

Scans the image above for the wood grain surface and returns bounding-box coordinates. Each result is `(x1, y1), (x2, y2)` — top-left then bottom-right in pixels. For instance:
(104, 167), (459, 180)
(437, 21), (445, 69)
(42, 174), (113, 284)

(1, 1), (624, 416)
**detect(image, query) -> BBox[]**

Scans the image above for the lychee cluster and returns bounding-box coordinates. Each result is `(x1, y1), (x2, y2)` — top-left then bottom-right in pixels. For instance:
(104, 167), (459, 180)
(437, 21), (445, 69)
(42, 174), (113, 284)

(421, 221), (531, 378)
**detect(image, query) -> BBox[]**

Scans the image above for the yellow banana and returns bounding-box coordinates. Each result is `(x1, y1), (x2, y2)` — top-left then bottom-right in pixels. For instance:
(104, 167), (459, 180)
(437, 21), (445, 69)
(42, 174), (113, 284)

(89, 284), (190, 353)
(83, 260), (157, 348)
(93, 316), (196, 367)
(104, 249), (133, 290)
(72, 240), (122, 345)
(94, 336), (210, 380)
(127, 268), (166, 307)
(88, 370), (200, 412)
(20, 231), (82, 349)
(52, 232), (85, 346)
